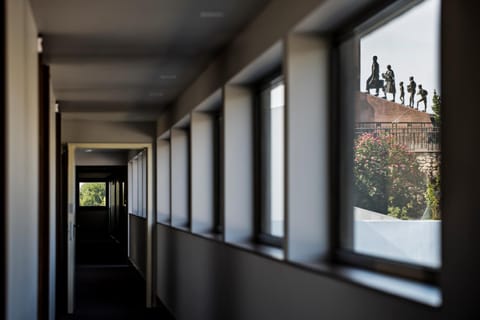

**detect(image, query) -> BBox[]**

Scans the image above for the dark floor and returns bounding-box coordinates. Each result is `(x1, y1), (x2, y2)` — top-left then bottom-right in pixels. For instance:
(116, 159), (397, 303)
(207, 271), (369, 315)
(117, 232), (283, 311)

(64, 265), (173, 320)
(60, 236), (173, 319)
(76, 236), (128, 265)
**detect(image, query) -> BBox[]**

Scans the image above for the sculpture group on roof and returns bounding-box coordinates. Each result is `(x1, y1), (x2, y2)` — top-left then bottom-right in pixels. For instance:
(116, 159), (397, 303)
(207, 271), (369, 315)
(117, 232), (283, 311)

(365, 56), (429, 112)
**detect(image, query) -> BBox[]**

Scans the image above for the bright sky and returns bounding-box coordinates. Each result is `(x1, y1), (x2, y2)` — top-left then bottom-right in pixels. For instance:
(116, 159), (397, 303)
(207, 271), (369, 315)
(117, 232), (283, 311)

(271, 84), (284, 109)
(360, 0), (440, 113)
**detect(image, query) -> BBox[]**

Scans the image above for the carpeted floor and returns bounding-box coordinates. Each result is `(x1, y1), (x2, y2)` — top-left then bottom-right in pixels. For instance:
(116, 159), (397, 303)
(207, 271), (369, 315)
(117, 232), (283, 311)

(59, 236), (173, 319)
(64, 265), (173, 320)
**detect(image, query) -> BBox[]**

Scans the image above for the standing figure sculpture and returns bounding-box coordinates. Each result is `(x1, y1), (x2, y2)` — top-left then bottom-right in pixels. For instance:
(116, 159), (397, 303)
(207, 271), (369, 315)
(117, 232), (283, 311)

(382, 65), (396, 102)
(407, 76), (416, 107)
(417, 84), (428, 111)
(399, 81), (405, 105)
(366, 56), (382, 96)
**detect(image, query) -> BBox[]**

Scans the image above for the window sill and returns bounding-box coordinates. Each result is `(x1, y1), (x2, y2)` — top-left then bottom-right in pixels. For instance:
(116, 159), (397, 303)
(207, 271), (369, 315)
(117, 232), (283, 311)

(156, 220), (171, 227)
(171, 225), (190, 232)
(229, 241), (285, 261)
(129, 213), (147, 220)
(297, 260), (442, 307)
(193, 231), (224, 242)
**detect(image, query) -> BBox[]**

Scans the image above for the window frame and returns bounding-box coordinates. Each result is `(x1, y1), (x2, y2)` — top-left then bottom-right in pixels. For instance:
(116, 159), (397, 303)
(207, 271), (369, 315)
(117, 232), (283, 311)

(213, 110), (224, 234)
(254, 70), (285, 248)
(332, 0), (440, 284)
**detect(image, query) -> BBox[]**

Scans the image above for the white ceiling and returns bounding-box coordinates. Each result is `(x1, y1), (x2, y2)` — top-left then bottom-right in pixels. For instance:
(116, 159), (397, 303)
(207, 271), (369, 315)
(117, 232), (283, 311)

(30, 0), (270, 121)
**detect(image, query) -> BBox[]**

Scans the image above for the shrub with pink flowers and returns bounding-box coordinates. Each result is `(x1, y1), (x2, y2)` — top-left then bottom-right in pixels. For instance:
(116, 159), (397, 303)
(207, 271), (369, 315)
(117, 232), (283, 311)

(354, 133), (426, 219)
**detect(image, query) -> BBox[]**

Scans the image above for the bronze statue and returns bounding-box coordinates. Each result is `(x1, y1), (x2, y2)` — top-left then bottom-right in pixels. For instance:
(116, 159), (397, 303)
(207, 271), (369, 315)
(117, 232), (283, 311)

(399, 81), (405, 105)
(366, 56), (383, 96)
(417, 84), (428, 111)
(382, 65), (396, 102)
(407, 76), (416, 107)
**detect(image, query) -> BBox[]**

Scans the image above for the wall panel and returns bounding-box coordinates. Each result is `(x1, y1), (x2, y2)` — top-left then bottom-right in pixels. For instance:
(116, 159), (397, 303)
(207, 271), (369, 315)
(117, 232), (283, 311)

(5, 0), (39, 318)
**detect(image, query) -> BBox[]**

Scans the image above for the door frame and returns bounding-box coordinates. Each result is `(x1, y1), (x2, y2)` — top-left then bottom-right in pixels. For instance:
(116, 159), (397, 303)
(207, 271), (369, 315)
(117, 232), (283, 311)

(1, 0), (6, 317)
(66, 143), (155, 313)
(38, 60), (50, 320)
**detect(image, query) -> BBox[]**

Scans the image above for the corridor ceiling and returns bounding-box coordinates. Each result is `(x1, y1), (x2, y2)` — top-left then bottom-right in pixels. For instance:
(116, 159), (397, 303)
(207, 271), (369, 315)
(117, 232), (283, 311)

(30, 0), (270, 121)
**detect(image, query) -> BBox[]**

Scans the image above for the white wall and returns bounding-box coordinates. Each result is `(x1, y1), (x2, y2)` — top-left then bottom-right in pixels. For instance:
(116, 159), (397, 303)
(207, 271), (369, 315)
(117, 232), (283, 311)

(5, 0), (39, 318)
(354, 220), (441, 268)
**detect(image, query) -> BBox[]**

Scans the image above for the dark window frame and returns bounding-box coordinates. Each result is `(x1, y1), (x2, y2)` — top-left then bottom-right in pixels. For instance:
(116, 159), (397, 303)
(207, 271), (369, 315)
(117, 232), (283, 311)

(213, 111), (224, 235)
(332, 0), (440, 284)
(254, 69), (285, 248)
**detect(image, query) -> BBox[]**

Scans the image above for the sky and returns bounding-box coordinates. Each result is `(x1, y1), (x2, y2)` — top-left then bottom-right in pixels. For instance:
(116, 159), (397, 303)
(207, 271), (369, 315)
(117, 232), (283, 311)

(360, 0), (440, 113)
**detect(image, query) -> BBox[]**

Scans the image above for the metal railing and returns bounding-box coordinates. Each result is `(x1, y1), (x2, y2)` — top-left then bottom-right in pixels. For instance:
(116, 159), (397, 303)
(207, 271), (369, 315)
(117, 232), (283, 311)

(355, 122), (440, 152)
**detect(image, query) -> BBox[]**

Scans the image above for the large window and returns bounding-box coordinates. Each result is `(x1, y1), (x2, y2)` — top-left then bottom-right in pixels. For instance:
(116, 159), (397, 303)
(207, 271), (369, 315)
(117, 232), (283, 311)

(338, 0), (441, 275)
(128, 150), (147, 218)
(79, 182), (107, 207)
(258, 75), (285, 242)
(214, 112), (224, 234)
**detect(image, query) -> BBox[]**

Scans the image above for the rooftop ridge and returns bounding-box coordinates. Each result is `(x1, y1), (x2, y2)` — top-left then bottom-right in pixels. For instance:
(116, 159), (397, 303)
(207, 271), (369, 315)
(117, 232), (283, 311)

(356, 92), (432, 125)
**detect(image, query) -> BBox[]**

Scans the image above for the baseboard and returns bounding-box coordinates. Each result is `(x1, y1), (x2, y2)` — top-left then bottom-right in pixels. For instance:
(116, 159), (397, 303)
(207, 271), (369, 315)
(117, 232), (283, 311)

(155, 295), (176, 319)
(128, 257), (145, 279)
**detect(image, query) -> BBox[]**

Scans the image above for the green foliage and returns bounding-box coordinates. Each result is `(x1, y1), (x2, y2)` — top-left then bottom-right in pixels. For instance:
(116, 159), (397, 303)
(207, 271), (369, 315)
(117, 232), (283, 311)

(432, 90), (441, 126)
(424, 174), (441, 220)
(354, 133), (426, 219)
(79, 182), (106, 207)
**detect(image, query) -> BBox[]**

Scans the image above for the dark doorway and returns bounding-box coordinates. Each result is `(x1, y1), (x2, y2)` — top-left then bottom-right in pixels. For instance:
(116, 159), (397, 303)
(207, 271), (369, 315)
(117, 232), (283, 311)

(75, 166), (128, 265)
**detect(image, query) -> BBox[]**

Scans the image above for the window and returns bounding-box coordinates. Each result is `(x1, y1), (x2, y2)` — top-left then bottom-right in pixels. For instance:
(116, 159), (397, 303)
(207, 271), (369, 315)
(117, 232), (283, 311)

(214, 111), (224, 234)
(131, 158), (138, 214)
(337, 0), (441, 277)
(79, 182), (107, 207)
(128, 150), (147, 217)
(258, 75), (285, 243)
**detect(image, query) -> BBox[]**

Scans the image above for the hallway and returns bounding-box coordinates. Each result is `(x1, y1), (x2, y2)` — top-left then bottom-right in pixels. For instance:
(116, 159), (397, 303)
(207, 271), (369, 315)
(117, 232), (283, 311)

(61, 265), (173, 320)
(2, 0), (480, 319)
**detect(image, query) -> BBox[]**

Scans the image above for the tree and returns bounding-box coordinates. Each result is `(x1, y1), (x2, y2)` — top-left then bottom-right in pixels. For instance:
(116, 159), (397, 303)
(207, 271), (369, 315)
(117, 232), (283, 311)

(79, 182), (106, 206)
(354, 133), (426, 219)
(432, 90), (441, 126)
(424, 174), (441, 220)
(424, 89), (441, 220)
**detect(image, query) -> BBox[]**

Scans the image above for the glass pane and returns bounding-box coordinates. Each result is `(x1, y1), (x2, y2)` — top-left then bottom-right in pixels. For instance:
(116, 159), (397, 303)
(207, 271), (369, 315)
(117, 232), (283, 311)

(267, 82), (285, 237)
(79, 182), (106, 207)
(128, 161), (133, 213)
(348, 0), (441, 268)
(132, 159), (138, 214)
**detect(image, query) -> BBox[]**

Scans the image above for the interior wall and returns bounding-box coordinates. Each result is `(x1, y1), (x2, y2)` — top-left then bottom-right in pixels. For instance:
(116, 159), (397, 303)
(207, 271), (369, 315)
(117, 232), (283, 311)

(48, 82), (57, 320)
(156, 225), (439, 320)
(129, 214), (146, 277)
(75, 150), (128, 166)
(5, 0), (39, 318)
(62, 119), (156, 144)
(441, 0), (480, 317)
(153, 0), (480, 320)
